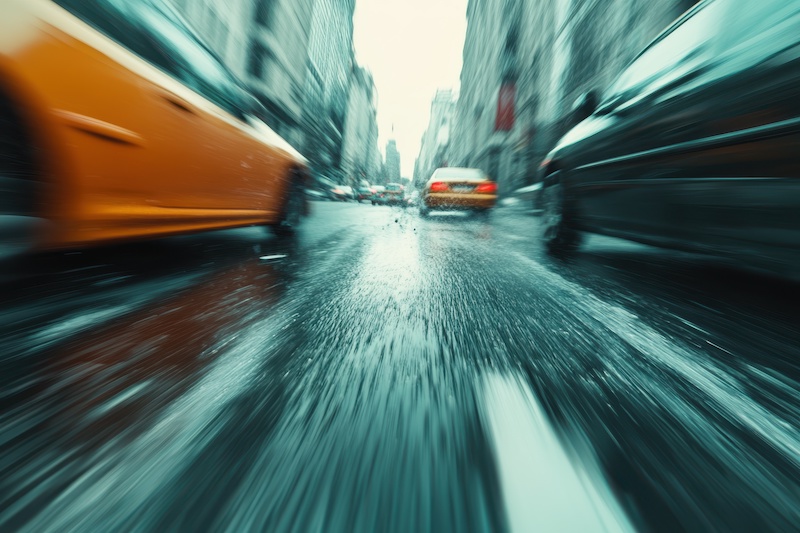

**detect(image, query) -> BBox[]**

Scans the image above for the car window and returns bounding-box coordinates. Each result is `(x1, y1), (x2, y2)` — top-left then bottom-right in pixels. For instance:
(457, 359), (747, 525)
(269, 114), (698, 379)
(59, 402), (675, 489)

(53, 0), (246, 119)
(717, 0), (800, 71)
(134, 2), (245, 115)
(603, 0), (722, 109)
(432, 168), (485, 180)
(52, 0), (174, 70)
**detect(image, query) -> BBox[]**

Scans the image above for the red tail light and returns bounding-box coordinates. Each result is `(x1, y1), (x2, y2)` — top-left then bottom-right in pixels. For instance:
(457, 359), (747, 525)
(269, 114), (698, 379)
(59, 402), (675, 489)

(475, 182), (498, 194)
(429, 181), (448, 192)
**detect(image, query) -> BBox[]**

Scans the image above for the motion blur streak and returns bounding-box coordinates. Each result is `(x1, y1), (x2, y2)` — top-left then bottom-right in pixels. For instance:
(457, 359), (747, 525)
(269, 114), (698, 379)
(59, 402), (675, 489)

(3, 204), (800, 531)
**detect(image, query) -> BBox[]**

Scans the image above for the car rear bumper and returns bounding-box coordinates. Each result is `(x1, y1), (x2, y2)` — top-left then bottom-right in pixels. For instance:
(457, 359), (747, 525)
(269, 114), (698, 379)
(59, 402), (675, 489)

(424, 193), (497, 210)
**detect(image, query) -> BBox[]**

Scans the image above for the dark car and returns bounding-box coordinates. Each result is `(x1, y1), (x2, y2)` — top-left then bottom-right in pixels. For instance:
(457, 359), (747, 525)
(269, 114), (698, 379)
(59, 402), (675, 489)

(356, 187), (374, 202)
(384, 183), (405, 206)
(371, 186), (386, 205)
(331, 185), (356, 202)
(539, 0), (800, 276)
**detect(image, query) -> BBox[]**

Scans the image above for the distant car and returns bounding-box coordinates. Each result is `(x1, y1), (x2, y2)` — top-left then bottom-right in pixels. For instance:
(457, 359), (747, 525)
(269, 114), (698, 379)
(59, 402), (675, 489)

(371, 186), (386, 205)
(356, 187), (373, 202)
(420, 168), (497, 217)
(384, 183), (405, 206)
(313, 176), (339, 201)
(330, 185), (354, 202)
(305, 188), (329, 201)
(538, 0), (800, 277)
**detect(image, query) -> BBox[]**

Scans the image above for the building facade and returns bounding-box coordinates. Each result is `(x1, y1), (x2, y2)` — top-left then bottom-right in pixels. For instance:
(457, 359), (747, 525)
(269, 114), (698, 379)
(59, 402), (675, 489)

(169, 0), (254, 79)
(246, 0), (318, 148)
(302, 0), (357, 179)
(170, 0), (319, 150)
(415, 89), (456, 187)
(384, 140), (401, 184)
(340, 67), (380, 186)
(450, 0), (699, 194)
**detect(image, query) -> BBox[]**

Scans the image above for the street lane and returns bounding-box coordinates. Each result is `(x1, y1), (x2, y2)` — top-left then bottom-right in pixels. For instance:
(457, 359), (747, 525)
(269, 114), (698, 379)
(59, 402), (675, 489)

(2, 201), (799, 532)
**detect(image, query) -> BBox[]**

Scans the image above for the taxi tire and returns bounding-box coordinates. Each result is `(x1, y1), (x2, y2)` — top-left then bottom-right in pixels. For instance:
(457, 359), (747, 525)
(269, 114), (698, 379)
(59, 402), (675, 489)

(541, 171), (580, 256)
(0, 92), (41, 257)
(271, 176), (306, 237)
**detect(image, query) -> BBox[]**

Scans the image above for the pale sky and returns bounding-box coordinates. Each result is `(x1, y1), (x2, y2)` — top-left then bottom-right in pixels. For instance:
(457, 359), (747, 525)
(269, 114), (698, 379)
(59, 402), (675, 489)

(353, 0), (468, 177)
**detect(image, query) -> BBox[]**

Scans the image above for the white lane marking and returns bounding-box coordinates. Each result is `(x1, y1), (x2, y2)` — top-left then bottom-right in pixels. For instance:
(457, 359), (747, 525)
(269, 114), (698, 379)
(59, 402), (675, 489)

(482, 372), (634, 533)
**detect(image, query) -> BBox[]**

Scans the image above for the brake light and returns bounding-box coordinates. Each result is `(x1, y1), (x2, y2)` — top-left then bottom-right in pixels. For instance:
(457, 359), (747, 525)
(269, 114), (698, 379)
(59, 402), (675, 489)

(429, 181), (448, 192)
(475, 182), (498, 194)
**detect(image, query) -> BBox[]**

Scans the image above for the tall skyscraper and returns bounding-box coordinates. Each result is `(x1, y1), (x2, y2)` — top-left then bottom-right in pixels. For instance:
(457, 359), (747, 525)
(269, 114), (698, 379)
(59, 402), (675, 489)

(303, 0), (357, 177)
(416, 89), (456, 187)
(385, 140), (401, 184)
(341, 67), (379, 185)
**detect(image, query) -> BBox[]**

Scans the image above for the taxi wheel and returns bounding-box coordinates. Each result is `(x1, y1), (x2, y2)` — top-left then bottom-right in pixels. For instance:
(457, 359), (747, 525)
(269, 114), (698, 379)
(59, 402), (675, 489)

(419, 206), (430, 218)
(0, 93), (41, 257)
(541, 172), (580, 256)
(271, 177), (305, 237)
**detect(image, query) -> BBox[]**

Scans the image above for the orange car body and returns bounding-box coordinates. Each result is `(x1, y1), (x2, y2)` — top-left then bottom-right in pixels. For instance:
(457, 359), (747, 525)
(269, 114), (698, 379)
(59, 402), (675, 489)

(0, 0), (306, 250)
(422, 168), (498, 211)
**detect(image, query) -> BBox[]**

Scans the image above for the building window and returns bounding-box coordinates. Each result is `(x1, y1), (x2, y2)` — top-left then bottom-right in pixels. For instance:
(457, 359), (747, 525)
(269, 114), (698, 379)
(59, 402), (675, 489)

(254, 0), (277, 28)
(248, 40), (266, 79)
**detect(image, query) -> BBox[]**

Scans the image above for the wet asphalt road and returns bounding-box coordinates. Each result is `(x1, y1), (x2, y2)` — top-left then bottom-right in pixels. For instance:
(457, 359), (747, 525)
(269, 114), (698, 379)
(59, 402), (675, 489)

(2, 201), (800, 532)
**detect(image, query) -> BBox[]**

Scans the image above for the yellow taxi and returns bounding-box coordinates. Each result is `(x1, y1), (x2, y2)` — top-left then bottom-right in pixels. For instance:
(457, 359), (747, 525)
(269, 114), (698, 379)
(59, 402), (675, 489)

(0, 0), (307, 254)
(420, 168), (497, 217)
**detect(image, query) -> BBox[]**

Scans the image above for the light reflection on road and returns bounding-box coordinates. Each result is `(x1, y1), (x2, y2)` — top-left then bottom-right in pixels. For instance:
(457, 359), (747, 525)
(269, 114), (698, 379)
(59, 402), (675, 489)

(1, 202), (799, 531)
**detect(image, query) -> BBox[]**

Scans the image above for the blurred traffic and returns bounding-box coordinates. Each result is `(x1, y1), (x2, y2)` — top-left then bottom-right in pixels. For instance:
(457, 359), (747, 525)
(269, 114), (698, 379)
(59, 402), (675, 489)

(2, 0), (800, 531)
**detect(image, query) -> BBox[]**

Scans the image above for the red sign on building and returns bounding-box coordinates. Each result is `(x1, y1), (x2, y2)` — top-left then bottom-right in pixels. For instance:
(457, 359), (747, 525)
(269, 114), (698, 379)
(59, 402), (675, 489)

(495, 82), (516, 131)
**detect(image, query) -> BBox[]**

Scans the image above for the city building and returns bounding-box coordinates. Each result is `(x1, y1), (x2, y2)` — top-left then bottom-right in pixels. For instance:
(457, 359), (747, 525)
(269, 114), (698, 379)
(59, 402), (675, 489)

(340, 66), (379, 186)
(171, 0), (318, 150)
(168, 0), (254, 79)
(384, 140), (401, 184)
(415, 89), (456, 188)
(245, 0), (317, 148)
(447, 0), (507, 189)
(450, 0), (699, 194)
(302, 0), (357, 179)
